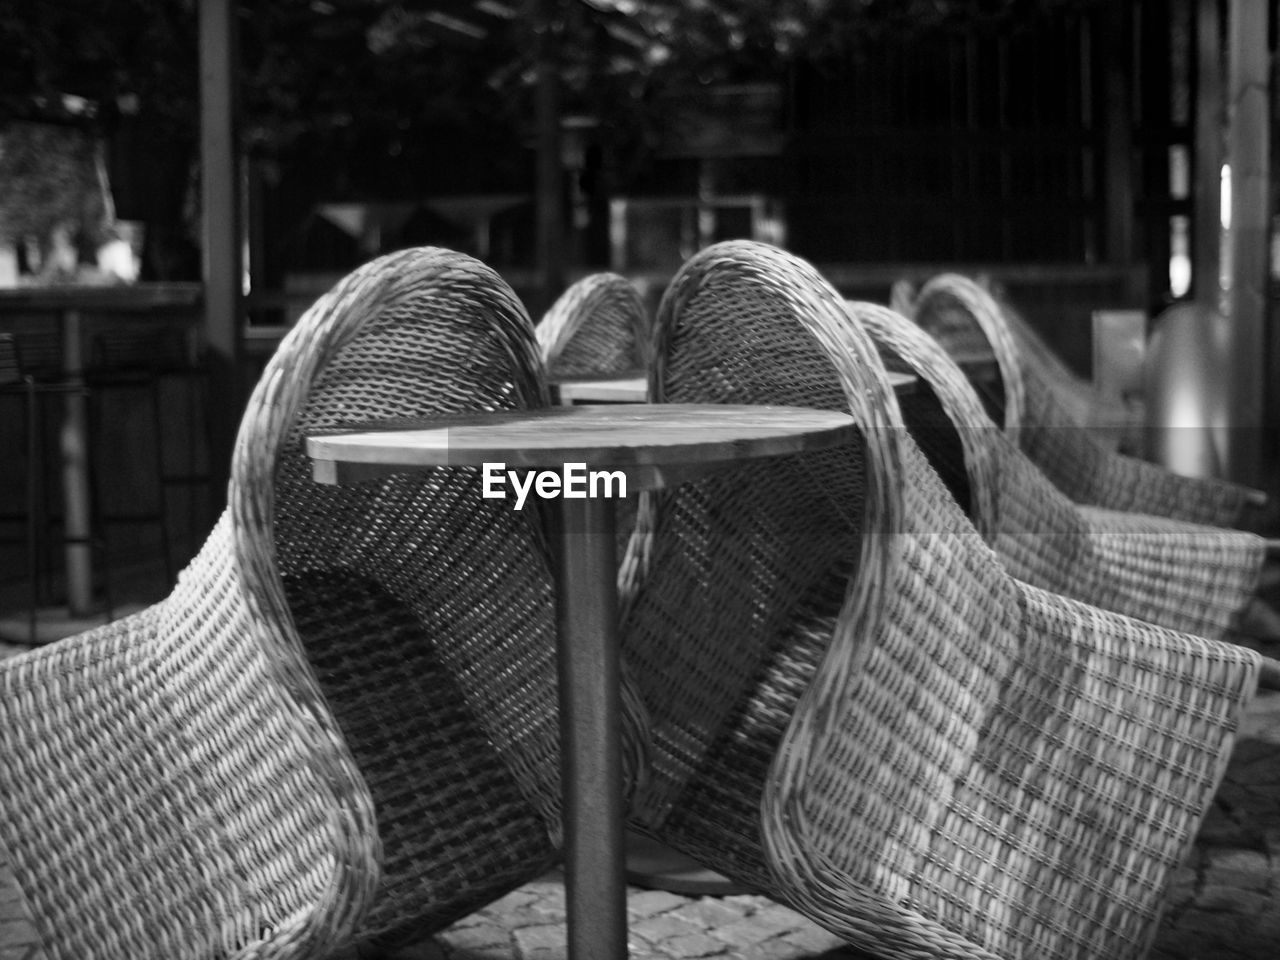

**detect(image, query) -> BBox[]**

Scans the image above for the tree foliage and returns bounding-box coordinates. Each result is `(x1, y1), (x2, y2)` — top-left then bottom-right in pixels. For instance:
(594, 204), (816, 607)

(0, 0), (1105, 192)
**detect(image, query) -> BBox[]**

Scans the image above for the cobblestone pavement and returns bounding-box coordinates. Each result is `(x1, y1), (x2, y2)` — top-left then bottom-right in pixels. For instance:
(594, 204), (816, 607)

(4, 687), (1279, 959)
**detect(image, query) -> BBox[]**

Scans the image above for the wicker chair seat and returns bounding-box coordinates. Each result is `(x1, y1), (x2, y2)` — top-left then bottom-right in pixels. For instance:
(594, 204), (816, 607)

(905, 273), (1265, 530)
(619, 240), (1259, 960)
(857, 301), (1266, 642)
(0, 248), (583, 959)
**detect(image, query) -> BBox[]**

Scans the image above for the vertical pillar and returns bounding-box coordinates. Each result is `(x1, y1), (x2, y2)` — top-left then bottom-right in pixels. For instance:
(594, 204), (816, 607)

(1192, 0), (1223, 309)
(532, 0), (565, 314)
(199, 0), (242, 506)
(1103, 3), (1135, 265)
(1221, 0), (1269, 486)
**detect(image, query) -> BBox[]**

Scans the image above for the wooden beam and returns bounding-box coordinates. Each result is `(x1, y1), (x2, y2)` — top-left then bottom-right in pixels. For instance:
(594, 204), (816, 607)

(1221, 0), (1269, 486)
(199, 0), (243, 506)
(1192, 0), (1222, 309)
(531, 0), (565, 313)
(1102, 3), (1135, 264)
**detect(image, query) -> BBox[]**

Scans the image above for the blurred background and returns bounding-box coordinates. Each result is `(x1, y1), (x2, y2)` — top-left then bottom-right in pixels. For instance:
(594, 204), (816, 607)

(0, 0), (1275, 607)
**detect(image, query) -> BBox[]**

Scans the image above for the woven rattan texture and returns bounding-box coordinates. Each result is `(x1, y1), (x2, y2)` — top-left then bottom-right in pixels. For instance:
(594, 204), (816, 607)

(291, 570), (555, 947)
(536, 272), (648, 378)
(1, 525), (339, 960)
(910, 274), (1265, 530)
(619, 240), (1260, 960)
(232, 248), (580, 951)
(0, 248), (577, 960)
(856, 301), (1265, 642)
(620, 243), (874, 832)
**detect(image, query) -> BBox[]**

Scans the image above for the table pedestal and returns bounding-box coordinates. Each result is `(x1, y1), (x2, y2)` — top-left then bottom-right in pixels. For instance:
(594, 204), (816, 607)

(554, 494), (627, 960)
(306, 403), (860, 960)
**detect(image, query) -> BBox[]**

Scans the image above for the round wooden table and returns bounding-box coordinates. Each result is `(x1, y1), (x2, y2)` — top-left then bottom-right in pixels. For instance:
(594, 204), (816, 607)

(308, 403), (858, 960)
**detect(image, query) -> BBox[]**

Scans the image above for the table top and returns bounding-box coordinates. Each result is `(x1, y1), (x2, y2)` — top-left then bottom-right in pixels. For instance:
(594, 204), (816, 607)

(948, 347), (999, 378)
(552, 374), (649, 405)
(551, 369), (917, 405)
(308, 403), (858, 488)
(0, 282), (203, 313)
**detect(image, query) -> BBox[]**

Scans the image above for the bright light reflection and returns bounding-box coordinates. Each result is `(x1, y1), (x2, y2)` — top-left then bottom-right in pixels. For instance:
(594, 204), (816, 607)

(1221, 164), (1232, 230)
(1169, 216), (1190, 297)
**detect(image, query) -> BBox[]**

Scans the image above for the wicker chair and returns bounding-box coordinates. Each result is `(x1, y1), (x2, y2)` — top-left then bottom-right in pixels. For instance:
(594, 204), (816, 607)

(536, 271), (648, 379)
(891, 275), (1141, 449)
(0, 248), (575, 960)
(618, 240), (1259, 960)
(856, 300), (1266, 642)
(901, 273), (1268, 530)
(536, 271), (655, 602)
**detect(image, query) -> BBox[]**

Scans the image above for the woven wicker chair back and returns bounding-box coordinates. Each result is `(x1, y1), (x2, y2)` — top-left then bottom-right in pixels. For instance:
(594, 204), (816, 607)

(619, 240), (1259, 960)
(230, 247), (577, 949)
(622, 240), (899, 827)
(858, 301), (1264, 641)
(910, 272), (1025, 433)
(859, 302), (1001, 538)
(537, 272), (648, 378)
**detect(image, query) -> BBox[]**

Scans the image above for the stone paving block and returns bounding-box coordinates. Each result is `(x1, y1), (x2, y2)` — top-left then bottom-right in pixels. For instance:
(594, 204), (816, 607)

(512, 923), (568, 955)
(711, 913), (806, 947)
(732, 937), (809, 960)
(490, 907), (565, 930)
(446, 911), (488, 929)
(1202, 848), (1272, 892)
(671, 898), (753, 929)
(630, 912), (705, 945)
(778, 923), (847, 955)
(1193, 885), (1271, 915)
(663, 932), (731, 958)
(749, 901), (810, 933)
(628, 888), (693, 919)
(521, 876), (568, 901)
(437, 921), (512, 953)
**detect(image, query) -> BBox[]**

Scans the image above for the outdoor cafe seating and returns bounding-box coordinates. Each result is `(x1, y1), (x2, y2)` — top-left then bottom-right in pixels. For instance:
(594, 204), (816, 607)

(0, 248), (592, 958)
(889, 276), (1144, 454)
(615, 240), (1258, 960)
(0, 241), (1270, 960)
(904, 274), (1270, 530)
(857, 300), (1267, 643)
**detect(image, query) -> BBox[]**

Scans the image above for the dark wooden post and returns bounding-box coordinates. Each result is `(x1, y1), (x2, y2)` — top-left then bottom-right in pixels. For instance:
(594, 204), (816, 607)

(531, 0), (565, 315)
(199, 0), (243, 507)
(1221, 0), (1269, 486)
(1102, 3), (1135, 266)
(1192, 0), (1223, 311)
